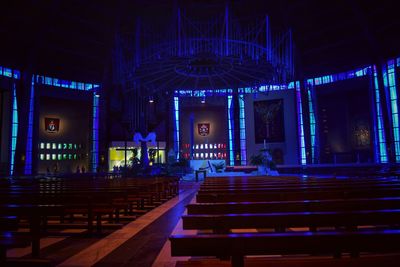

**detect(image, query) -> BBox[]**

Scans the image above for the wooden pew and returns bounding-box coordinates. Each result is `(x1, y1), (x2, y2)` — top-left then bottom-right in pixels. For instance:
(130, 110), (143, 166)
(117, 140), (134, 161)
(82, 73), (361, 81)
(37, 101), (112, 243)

(0, 204), (63, 258)
(187, 196), (400, 215)
(197, 185), (400, 196)
(200, 176), (400, 186)
(201, 176), (398, 184)
(172, 176), (400, 266)
(0, 175), (180, 259)
(182, 209), (400, 232)
(196, 187), (400, 203)
(199, 180), (400, 190)
(0, 215), (31, 263)
(170, 230), (400, 267)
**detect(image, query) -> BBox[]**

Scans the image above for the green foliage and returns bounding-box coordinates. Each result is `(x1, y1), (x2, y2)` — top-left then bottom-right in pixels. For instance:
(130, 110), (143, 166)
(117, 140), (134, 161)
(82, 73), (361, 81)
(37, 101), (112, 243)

(212, 161), (225, 172)
(249, 154), (265, 166)
(250, 149), (277, 170)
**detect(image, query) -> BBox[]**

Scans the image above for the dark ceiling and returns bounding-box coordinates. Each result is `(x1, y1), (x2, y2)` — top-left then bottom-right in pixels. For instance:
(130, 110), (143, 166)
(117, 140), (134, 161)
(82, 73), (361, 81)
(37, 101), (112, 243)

(0, 0), (399, 83)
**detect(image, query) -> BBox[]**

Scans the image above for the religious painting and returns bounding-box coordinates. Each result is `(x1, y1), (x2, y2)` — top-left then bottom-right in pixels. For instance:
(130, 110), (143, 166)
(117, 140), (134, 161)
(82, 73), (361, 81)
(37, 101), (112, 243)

(198, 123), (210, 137)
(45, 118), (60, 133)
(353, 118), (370, 149)
(254, 99), (284, 143)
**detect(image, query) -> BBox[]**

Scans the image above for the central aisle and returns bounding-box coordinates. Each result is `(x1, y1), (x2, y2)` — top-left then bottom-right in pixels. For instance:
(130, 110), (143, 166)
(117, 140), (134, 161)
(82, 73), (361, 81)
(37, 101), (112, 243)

(57, 182), (199, 267)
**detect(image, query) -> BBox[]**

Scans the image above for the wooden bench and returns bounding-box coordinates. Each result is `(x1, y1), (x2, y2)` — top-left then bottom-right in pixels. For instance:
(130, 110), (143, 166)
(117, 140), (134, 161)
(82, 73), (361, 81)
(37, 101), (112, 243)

(170, 230), (400, 267)
(182, 209), (400, 232)
(197, 185), (400, 196)
(0, 215), (32, 263)
(175, 254), (400, 267)
(0, 234), (32, 263)
(196, 187), (400, 203)
(0, 175), (180, 259)
(200, 177), (400, 187)
(0, 204), (64, 257)
(187, 196), (400, 215)
(172, 175), (400, 266)
(199, 179), (400, 190)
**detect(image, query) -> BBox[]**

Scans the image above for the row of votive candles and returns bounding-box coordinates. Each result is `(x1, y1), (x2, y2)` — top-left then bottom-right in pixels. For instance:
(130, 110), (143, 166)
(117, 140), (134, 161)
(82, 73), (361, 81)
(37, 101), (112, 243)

(182, 152), (227, 159)
(39, 153), (85, 161)
(182, 143), (227, 150)
(40, 142), (83, 150)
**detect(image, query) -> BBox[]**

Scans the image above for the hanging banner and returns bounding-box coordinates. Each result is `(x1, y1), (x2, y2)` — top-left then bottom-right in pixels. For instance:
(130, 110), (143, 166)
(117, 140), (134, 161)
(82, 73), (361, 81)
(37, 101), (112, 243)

(198, 123), (210, 136)
(45, 118), (60, 133)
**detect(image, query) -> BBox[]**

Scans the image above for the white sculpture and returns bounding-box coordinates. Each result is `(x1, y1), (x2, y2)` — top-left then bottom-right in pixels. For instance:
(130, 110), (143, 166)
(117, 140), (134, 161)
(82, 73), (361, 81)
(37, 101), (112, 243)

(133, 132), (157, 146)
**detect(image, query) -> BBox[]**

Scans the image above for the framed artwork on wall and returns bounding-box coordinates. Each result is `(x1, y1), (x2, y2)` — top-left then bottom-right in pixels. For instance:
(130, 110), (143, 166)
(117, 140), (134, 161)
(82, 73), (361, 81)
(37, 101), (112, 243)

(44, 118), (60, 133)
(254, 99), (285, 143)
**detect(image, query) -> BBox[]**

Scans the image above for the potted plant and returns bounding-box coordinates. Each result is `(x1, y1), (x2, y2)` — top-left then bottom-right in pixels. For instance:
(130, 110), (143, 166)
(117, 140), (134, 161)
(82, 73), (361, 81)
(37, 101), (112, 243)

(250, 153), (267, 174)
(250, 149), (279, 175)
(212, 161), (225, 173)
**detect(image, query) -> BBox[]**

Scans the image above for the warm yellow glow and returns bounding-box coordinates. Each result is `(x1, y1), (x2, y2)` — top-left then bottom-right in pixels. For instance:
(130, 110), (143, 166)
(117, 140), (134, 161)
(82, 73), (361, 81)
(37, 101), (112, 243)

(108, 147), (166, 171)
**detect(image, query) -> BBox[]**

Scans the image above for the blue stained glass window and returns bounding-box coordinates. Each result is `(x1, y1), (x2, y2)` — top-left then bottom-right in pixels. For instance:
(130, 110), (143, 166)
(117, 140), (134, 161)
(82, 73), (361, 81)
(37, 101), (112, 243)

(45, 77), (52, 85)
(384, 60), (400, 162)
(92, 93), (100, 171)
(24, 76), (35, 175)
(173, 96), (180, 160)
(238, 93), (247, 165)
(295, 81), (306, 165)
(34, 74), (98, 92)
(53, 78), (60, 87)
(61, 80), (69, 88)
(227, 95), (234, 165)
(373, 65), (388, 163)
(3, 68), (12, 77)
(10, 83), (18, 175)
(13, 70), (20, 79)
(307, 81), (317, 163)
(85, 84), (93, 91)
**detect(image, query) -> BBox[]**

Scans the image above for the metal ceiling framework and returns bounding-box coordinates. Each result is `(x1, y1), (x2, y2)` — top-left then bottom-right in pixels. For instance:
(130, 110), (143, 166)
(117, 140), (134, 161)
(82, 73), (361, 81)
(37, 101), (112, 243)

(113, 3), (294, 96)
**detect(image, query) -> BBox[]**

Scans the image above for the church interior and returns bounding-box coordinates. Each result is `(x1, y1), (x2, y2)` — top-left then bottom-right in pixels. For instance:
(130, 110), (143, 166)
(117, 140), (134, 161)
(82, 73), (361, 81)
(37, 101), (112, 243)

(1, 0), (400, 266)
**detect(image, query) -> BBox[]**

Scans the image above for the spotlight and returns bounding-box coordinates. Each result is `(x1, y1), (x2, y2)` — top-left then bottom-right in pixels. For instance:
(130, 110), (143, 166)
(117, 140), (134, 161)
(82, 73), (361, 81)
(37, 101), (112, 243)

(95, 94), (100, 98)
(149, 96), (154, 103)
(201, 96), (206, 104)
